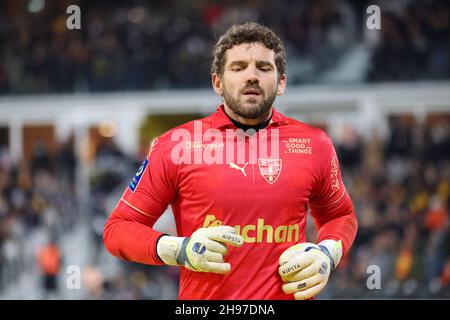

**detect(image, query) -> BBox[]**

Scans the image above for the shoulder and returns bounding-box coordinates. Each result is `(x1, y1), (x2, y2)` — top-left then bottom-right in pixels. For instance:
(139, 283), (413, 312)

(149, 115), (212, 152)
(283, 116), (334, 150)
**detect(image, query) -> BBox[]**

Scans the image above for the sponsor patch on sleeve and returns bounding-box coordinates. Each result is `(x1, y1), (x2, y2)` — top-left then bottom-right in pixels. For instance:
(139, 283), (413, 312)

(128, 159), (149, 192)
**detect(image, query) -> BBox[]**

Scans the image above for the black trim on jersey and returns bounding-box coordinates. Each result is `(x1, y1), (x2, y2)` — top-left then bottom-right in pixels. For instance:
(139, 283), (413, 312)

(224, 109), (272, 133)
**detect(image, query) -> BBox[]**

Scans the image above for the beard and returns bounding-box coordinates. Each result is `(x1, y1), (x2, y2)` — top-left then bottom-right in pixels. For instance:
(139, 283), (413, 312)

(223, 83), (277, 120)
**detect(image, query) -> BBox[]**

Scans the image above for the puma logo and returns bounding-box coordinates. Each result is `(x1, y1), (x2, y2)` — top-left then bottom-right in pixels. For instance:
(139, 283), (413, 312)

(228, 162), (248, 177)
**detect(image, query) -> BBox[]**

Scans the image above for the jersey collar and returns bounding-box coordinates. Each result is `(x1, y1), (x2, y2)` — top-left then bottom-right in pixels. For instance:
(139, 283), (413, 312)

(211, 105), (288, 129)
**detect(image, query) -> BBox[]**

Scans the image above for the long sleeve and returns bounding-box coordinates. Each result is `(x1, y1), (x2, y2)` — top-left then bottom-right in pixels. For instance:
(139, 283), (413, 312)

(309, 135), (358, 256)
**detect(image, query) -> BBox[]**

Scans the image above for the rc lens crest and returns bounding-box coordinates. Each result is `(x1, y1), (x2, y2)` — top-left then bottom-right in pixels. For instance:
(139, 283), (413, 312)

(258, 158), (282, 184)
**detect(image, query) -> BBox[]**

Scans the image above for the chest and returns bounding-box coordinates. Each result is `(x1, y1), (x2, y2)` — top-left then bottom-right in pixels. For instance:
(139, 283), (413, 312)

(176, 137), (317, 209)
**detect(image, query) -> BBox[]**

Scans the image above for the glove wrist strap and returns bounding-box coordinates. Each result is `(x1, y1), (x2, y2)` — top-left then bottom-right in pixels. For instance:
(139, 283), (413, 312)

(156, 235), (186, 266)
(175, 237), (191, 266)
(318, 245), (336, 270)
(318, 239), (343, 271)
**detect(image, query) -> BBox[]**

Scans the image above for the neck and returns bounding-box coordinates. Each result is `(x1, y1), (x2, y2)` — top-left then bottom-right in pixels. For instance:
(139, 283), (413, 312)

(223, 104), (272, 126)
(223, 105), (273, 132)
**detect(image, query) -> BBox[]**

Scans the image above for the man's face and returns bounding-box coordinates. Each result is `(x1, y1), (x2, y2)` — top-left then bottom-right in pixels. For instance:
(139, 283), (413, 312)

(212, 42), (286, 120)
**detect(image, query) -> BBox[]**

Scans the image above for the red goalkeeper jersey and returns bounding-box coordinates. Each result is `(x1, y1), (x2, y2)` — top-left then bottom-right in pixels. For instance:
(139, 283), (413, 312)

(104, 105), (358, 300)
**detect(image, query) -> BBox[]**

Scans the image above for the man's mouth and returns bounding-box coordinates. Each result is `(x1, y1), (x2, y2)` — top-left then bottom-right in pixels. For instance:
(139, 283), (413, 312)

(242, 88), (261, 96)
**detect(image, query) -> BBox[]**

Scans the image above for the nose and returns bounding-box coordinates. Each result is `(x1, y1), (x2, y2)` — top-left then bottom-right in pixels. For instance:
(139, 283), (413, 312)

(244, 64), (259, 85)
(245, 78), (259, 87)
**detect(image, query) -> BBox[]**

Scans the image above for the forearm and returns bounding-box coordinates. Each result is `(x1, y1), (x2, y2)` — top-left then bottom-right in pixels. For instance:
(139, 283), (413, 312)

(103, 201), (165, 265)
(311, 191), (358, 257)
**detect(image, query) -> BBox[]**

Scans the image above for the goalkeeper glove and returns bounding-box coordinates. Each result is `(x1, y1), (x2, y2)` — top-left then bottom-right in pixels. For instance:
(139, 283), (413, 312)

(278, 240), (343, 300)
(156, 225), (244, 274)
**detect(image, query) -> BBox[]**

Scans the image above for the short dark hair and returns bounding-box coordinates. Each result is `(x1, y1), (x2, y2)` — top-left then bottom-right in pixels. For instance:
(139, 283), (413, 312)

(211, 22), (286, 78)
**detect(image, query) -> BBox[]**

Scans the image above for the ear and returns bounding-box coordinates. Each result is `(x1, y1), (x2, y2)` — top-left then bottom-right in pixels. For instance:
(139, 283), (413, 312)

(276, 74), (287, 96)
(211, 73), (223, 96)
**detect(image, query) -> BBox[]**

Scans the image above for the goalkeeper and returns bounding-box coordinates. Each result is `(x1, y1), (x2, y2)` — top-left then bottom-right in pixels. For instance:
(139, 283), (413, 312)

(103, 22), (358, 300)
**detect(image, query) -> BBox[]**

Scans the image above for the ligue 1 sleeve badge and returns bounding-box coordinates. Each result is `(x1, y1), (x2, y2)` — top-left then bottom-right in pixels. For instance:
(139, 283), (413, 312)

(258, 158), (282, 184)
(128, 158), (149, 192)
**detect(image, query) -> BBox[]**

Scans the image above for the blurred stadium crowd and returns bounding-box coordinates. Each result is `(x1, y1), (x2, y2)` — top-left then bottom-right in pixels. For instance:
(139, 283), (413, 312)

(0, 0), (449, 94)
(0, 140), (77, 295)
(327, 117), (450, 298)
(0, 137), (179, 299)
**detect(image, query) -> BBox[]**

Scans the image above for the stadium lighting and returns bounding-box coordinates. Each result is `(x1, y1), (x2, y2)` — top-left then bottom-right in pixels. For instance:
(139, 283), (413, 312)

(27, 0), (45, 13)
(98, 120), (117, 138)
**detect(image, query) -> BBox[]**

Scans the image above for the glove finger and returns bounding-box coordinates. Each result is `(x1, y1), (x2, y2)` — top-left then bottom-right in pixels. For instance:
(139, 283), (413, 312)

(279, 243), (308, 265)
(283, 259), (328, 282)
(204, 249), (224, 263)
(293, 282), (327, 300)
(203, 261), (231, 274)
(205, 226), (244, 247)
(278, 251), (317, 280)
(186, 252), (228, 273)
(203, 225), (237, 235)
(202, 238), (228, 255)
(285, 259), (329, 283)
(219, 232), (244, 247)
(282, 273), (323, 294)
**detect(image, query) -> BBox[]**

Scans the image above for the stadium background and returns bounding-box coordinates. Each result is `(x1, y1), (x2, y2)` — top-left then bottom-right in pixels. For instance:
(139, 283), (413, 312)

(0, 0), (449, 299)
